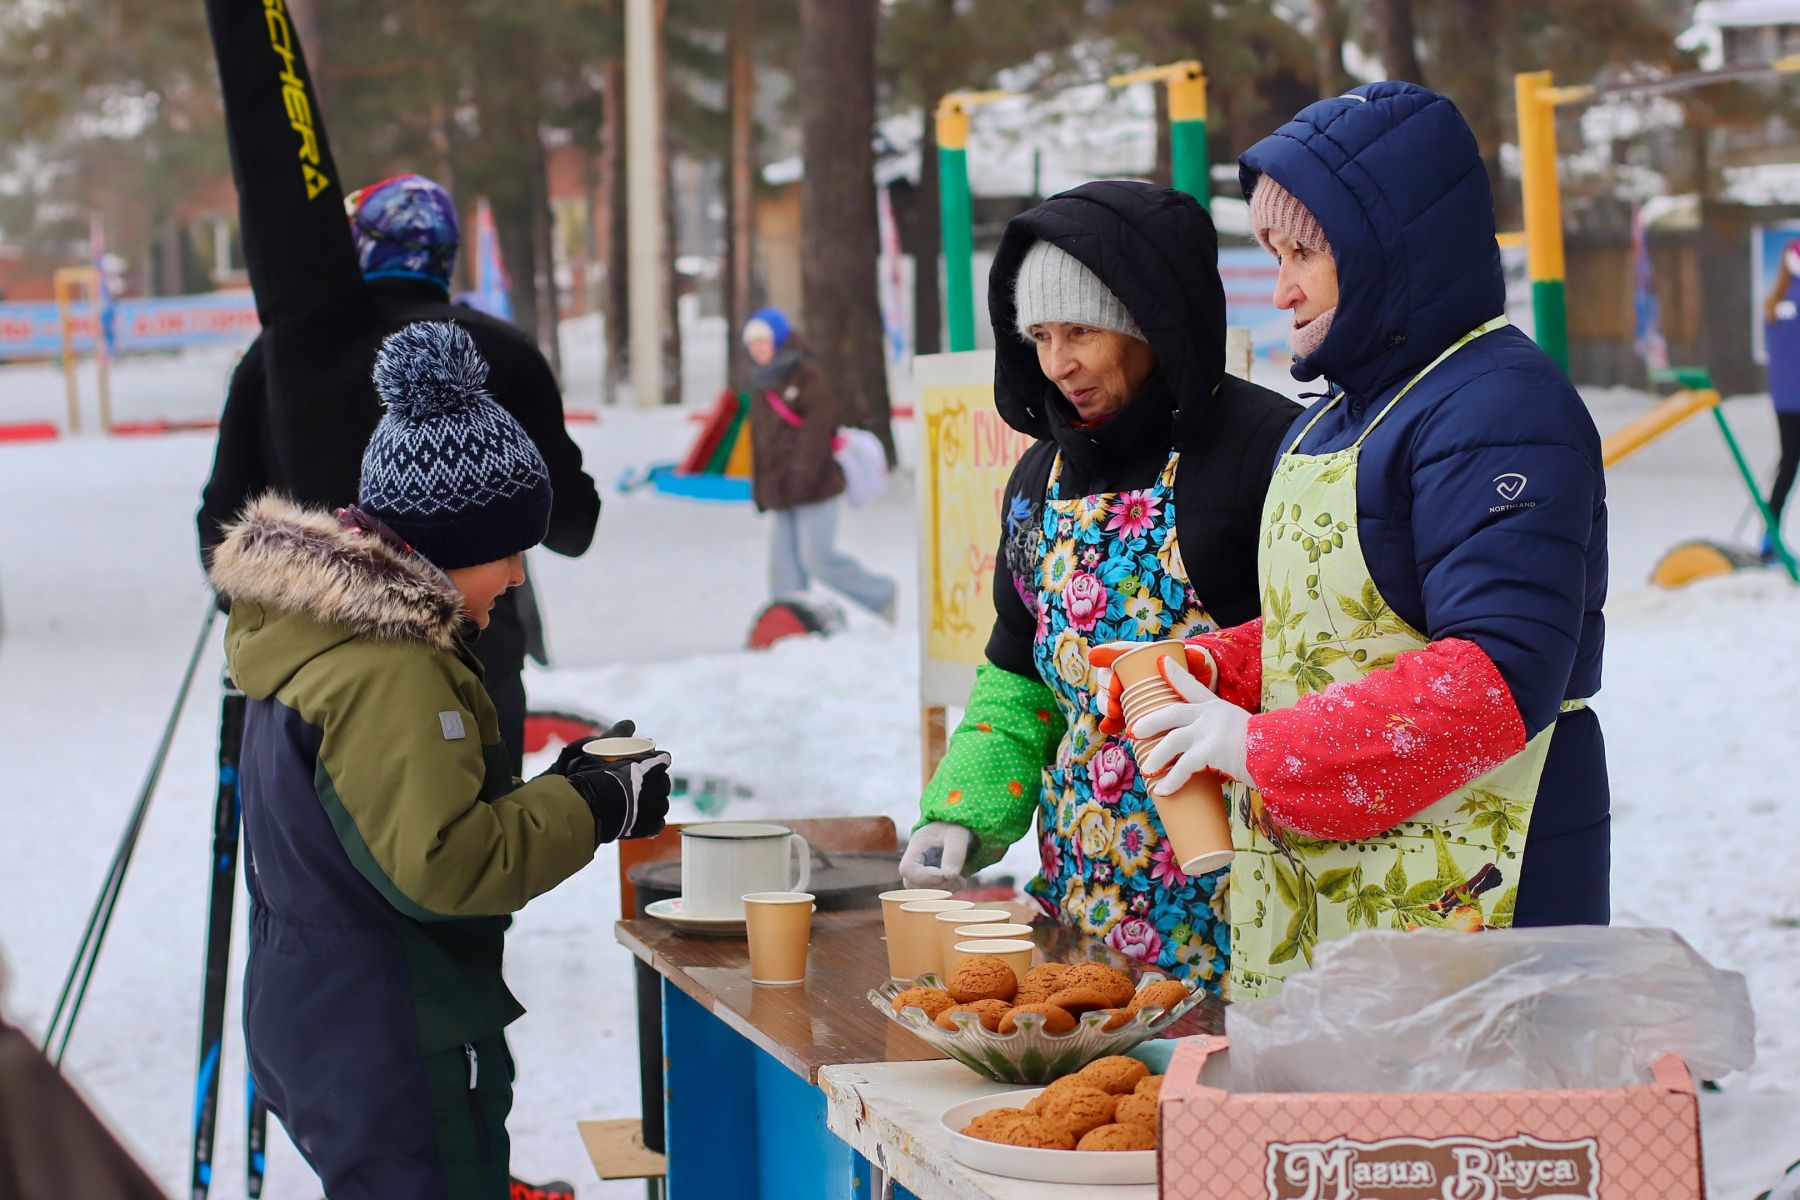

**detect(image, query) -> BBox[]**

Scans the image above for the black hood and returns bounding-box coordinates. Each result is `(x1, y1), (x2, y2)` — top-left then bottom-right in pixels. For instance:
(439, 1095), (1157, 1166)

(988, 181), (1228, 457)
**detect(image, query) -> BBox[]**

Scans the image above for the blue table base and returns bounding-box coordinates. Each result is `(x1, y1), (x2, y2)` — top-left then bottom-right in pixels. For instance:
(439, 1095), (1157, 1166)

(661, 981), (924, 1200)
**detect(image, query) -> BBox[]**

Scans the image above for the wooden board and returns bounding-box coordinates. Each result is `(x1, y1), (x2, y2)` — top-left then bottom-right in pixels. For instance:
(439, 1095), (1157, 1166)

(577, 1117), (666, 1182)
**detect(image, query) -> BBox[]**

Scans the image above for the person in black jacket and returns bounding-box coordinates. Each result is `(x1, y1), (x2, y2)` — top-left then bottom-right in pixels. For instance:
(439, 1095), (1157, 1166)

(899, 181), (1297, 990)
(196, 0), (599, 775)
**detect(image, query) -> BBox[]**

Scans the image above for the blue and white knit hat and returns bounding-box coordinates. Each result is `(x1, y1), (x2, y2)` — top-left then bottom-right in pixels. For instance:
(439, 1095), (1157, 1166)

(358, 321), (551, 570)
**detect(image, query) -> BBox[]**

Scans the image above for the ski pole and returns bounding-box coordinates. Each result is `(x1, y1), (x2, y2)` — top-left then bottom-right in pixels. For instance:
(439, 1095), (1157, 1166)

(45, 599), (219, 1066)
(192, 673), (245, 1200)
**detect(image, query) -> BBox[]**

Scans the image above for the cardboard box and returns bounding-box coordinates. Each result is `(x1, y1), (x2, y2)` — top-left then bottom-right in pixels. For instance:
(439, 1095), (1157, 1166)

(1159, 1035), (1704, 1200)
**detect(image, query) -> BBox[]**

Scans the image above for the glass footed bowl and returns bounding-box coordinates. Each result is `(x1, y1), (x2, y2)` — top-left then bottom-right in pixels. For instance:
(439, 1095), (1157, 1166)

(866, 971), (1204, 1084)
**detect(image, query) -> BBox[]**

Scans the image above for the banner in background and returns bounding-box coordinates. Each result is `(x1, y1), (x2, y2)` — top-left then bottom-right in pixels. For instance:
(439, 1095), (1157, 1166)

(1754, 223), (1800, 366)
(1633, 205), (1670, 373)
(0, 292), (259, 360)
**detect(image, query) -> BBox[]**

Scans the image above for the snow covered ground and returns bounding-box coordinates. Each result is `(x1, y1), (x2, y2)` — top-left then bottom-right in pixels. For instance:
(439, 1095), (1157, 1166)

(0, 339), (1796, 1198)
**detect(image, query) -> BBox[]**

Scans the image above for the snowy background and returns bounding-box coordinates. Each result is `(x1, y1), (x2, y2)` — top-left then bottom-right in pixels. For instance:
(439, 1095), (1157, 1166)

(0, 319), (1796, 1198)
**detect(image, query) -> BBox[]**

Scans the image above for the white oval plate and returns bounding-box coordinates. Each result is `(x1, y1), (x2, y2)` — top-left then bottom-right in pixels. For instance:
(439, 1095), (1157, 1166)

(644, 896), (746, 937)
(939, 1088), (1156, 1184)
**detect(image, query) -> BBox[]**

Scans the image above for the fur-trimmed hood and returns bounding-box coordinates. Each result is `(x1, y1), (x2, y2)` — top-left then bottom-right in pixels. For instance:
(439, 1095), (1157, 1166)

(208, 493), (463, 650)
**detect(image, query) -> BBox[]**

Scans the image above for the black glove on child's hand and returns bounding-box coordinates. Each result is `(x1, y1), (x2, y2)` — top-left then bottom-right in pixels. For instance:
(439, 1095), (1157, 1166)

(565, 751), (672, 843)
(543, 719), (637, 777)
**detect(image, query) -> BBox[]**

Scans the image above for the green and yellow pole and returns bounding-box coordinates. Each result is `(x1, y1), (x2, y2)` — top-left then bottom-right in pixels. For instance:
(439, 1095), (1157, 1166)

(1514, 70), (1569, 371)
(936, 95), (978, 353)
(1169, 63), (1210, 208)
(1109, 62), (1210, 209)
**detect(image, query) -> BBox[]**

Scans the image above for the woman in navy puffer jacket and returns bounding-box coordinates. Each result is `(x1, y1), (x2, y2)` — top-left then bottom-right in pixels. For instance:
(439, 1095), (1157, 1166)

(1095, 83), (1609, 997)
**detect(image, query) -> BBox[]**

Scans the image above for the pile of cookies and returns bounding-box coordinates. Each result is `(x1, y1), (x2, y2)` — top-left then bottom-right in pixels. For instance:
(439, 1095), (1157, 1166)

(888, 956), (1189, 1036)
(959, 1056), (1164, 1152)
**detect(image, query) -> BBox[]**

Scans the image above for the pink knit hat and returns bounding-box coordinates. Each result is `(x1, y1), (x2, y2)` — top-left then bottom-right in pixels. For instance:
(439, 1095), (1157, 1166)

(1249, 174), (1330, 257)
(1250, 174), (1336, 358)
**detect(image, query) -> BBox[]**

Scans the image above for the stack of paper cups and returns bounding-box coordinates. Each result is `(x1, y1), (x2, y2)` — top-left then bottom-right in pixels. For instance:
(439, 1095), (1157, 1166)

(1110, 640), (1235, 875)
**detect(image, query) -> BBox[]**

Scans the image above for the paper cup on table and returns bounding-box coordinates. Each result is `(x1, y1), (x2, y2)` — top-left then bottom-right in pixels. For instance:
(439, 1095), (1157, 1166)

(895, 899), (973, 981)
(948, 924), (1033, 974)
(743, 892), (815, 986)
(952, 938), (1034, 987)
(878, 889), (951, 980)
(935, 908), (1012, 970)
(1113, 640), (1236, 876)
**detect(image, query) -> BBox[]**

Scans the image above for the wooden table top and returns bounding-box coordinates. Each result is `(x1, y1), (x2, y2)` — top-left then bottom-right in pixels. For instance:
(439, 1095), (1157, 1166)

(615, 903), (1227, 1085)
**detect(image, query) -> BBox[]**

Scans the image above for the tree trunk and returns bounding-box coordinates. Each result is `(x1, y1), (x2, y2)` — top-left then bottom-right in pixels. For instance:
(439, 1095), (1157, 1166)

(1310, 0), (1350, 96)
(1152, 85), (1173, 190)
(1374, 0), (1426, 84)
(158, 209), (184, 297)
(288, 0), (326, 112)
(799, 0), (893, 458)
(602, 55), (630, 405)
(1453, 0), (1507, 229)
(726, 0), (756, 387)
(911, 98), (943, 357)
(531, 131), (563, 379)
(906, 0), (956, 359)
(657, 0), (682, 406)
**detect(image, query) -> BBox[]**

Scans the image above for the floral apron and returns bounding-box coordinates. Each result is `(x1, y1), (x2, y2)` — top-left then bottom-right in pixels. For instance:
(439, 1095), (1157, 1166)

(1026, 449), (1231, 990)
(1229, 317), (1581, 1000)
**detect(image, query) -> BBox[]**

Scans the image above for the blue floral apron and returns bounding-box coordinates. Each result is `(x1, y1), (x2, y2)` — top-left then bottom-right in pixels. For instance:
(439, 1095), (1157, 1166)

(1025, 449), (1231, 990)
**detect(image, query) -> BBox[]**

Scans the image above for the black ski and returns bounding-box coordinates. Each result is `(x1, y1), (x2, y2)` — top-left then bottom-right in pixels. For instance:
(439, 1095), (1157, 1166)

(190, 675), (246, 1200)
(248, 1070), (267, 1197)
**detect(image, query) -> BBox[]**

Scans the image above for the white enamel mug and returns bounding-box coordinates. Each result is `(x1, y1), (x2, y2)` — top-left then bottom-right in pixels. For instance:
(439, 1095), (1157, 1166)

(679, 822), (812, 919)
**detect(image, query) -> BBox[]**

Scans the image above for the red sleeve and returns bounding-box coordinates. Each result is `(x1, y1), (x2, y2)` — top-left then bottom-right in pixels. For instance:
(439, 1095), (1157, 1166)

(1183, 618), (1263, 713)
(1241, 638), (1527, 841)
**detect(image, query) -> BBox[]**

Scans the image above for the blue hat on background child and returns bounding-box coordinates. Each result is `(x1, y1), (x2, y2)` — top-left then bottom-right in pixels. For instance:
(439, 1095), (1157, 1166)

(741, 307), (792, 351)
(347, 174), (461, 289)
(358, 321), (551, 570)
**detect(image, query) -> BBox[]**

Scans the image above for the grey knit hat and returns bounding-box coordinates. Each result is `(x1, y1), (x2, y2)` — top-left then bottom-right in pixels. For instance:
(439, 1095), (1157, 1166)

(1012, 240), (1145, 342)
(358, 321), (552, 570)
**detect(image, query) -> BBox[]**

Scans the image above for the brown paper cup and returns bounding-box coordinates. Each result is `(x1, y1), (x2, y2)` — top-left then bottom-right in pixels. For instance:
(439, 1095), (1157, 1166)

(743, 891), (815, 986)
(895, 899), (973, 981)
(1112, 641), (1235, 874)
(878, 889), (950, 980)
(582, 735), (657, 760)
(951, 938), (1034, 986)
(1153, 778), (1236, 875)
(935, 908), (1012, 970)
(1109, 640), (1185, 688)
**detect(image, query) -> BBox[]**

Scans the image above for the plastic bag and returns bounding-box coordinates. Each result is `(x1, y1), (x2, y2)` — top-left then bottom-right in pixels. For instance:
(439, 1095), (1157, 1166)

(1225, 926), (1755, 1093)
(832, 427), (888, 508)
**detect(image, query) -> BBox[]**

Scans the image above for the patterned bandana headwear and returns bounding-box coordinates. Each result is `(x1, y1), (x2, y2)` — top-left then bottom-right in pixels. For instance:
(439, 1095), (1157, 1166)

(346, 174), (461, 289)
(358, 321), (551, 570)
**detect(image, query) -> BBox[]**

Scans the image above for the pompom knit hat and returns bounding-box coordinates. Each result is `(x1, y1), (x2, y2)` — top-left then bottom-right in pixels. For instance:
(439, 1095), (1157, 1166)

(1012, 240), (1145, 342)
(1248, 174), (1336, 358)
(358, 321), (552, 570)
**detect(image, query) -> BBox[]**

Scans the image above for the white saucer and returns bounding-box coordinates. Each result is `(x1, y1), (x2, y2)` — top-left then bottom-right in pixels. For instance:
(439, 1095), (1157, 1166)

(644, 896), (747, 936)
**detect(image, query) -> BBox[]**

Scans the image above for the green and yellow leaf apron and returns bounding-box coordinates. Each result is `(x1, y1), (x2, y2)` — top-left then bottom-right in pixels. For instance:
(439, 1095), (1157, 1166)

(1026, 449), (1231, 989)
(1229, 317), (1581, 1000)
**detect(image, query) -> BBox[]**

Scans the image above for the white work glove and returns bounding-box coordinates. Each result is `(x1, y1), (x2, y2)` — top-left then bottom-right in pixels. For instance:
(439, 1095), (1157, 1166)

(900, 822), (973, 891)
(1132, 657), (1252, 797)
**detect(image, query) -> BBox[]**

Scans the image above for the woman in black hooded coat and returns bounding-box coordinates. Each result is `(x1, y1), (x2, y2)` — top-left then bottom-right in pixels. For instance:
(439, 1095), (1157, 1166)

(900, 181), (1297, 988)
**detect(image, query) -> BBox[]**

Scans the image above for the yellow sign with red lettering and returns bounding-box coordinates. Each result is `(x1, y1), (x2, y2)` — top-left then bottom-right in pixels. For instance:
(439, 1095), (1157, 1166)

(915, 351), (1033, 700)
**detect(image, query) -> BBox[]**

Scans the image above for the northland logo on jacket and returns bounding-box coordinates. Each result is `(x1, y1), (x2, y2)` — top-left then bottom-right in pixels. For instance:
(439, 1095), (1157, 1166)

(1490, 472), (1536, 515)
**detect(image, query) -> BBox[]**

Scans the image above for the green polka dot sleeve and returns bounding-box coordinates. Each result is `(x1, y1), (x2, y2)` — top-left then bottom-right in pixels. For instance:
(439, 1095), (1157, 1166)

(918, 663), (1062, 873)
